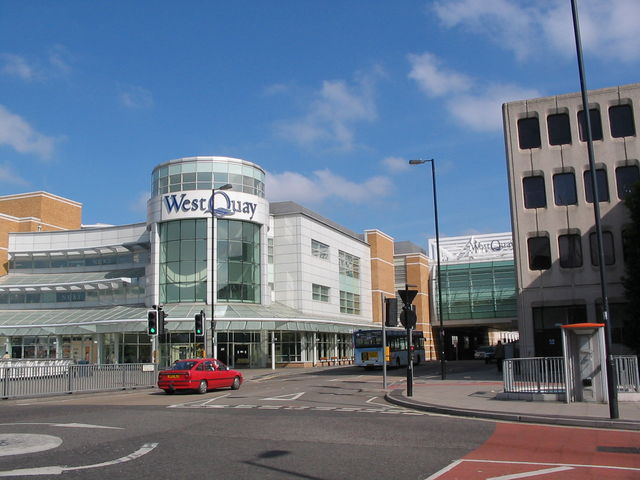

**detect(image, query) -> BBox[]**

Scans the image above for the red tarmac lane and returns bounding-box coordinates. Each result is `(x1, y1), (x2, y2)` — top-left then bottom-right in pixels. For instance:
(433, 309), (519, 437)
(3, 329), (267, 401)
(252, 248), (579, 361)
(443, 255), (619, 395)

(427, 423), (640, 480)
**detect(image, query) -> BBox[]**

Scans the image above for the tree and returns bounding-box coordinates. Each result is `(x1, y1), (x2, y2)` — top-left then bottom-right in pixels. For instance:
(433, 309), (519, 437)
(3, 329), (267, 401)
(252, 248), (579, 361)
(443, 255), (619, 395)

(622, 182), (640, 354)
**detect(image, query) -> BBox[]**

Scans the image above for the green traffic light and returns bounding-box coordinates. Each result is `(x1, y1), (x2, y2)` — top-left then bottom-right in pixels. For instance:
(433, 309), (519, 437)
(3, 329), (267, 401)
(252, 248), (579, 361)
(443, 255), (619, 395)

(150, 328), (156, 334)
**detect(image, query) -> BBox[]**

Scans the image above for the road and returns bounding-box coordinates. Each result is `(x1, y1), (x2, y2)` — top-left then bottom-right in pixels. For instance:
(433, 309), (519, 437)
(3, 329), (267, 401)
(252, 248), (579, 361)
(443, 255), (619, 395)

(1, 365), (638, 479)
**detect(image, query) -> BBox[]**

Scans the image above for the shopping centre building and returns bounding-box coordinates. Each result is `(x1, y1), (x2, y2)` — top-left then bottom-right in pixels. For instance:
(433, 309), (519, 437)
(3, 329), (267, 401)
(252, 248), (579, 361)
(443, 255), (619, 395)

(0, 156), (435, 367)
(427, 232), (519, 360)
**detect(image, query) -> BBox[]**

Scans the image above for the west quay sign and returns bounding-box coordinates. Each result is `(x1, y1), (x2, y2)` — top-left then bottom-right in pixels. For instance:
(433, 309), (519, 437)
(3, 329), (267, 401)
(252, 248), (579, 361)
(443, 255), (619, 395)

(162, 191), (258, 220)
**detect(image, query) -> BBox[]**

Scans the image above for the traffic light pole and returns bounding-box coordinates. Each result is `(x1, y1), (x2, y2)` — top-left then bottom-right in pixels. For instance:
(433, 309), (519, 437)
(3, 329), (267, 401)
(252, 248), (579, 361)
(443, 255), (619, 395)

(407, 326), (413, 397)
(382, 295), (387, 390)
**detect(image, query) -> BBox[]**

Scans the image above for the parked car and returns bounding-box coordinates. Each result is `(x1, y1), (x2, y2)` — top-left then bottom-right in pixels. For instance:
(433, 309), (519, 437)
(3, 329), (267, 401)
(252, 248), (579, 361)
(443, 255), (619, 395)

(158, 358), (243, 394)
(474, 346), (495, 363)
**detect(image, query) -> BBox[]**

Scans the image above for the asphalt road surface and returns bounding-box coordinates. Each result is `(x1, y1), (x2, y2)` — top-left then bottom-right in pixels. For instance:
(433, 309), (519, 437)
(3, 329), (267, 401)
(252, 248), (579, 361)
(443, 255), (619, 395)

(1, 365), (638, 479)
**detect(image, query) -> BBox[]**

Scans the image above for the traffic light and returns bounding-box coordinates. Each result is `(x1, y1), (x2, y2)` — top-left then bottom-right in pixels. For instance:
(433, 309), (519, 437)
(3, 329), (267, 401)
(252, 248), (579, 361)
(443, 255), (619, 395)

(147, 310), (158, 335)
(157, 306), (168, 335)
(384, 298), (398, 327)
(194, 311), (204, 337)
(400, 305), (417, 329)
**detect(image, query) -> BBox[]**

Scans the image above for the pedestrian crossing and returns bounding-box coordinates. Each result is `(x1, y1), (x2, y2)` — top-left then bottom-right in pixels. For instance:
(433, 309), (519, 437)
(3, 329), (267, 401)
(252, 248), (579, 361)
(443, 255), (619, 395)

(168, 401), (426, 416)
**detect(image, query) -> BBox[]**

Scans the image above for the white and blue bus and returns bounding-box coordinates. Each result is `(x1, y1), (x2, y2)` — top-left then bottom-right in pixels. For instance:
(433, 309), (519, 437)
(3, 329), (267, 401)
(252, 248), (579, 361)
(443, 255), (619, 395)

(353, 329), (425, 368)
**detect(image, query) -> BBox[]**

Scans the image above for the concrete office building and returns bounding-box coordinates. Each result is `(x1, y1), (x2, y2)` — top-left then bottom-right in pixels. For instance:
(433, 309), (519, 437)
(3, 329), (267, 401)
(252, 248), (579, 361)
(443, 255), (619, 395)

(503, 83), (639, 357)
(428, 233), (518, 360)
(0, 156), (435, 367)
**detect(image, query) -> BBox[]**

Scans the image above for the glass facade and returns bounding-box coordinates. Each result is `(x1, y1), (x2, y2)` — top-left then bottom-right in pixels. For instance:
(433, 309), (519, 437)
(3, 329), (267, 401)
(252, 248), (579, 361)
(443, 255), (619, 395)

(216, 219), (261, 303)
(152, 159), (265, 197)
(159, 219), (208, 303)
(438, 260), (516, 321)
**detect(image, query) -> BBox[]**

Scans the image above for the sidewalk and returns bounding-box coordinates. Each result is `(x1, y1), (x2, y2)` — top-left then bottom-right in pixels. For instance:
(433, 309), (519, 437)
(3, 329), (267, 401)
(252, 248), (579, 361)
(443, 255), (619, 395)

(384, 360), (640, 431)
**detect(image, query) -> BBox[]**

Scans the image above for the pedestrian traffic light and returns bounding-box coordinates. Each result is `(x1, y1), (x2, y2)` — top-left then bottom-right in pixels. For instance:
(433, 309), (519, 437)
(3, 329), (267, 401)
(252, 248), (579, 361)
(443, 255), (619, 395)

(384, 298), (398, 327)
(147, 310), (158, 335)
(194, 311), (204, 336)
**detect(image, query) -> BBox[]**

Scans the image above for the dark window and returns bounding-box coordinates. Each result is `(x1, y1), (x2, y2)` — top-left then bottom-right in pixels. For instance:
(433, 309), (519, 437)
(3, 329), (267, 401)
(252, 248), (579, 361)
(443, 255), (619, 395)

(518, 117), (541, 149)
(622, 229), (632, 261)
(558, 234), (582, 268)
(584, 169), (609, 203)
(547, 113), (571, 145)
(589, 231), (615, 266)
(527, 236), (551, 270)
(523, 176), (546, 208)
(609, 104), (636, 138)
(553, 172), (577, 206)
(615, 165), (640, 199)
(577, 108), (603, 141)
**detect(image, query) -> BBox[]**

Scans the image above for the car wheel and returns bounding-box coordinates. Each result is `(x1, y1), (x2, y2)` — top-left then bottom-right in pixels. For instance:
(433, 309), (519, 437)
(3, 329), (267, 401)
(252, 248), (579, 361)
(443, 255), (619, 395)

(231, 376), (241, 390)
(197, 380), (208, 394)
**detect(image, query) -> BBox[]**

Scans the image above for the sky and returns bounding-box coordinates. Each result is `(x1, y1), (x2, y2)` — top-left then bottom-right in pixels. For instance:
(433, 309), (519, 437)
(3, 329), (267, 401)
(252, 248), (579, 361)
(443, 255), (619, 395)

(1, 0), (639, 249)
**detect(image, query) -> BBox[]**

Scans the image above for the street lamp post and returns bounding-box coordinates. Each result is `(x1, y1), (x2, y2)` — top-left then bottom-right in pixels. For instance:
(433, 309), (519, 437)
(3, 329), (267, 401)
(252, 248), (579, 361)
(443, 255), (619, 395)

(409, 158), (446, 380)
(210, 183), (233, 359)
(570, 0), (618, 419)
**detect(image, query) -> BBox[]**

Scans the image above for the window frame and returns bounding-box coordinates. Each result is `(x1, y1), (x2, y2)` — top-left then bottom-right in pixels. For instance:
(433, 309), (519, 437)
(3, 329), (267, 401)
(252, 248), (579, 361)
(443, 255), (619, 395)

(522, 175), (547, 209)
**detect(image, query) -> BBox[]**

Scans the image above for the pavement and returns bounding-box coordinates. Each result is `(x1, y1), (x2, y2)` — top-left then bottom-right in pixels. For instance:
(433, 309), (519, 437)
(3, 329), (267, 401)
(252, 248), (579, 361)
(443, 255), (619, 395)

(383, 360), (640, 431)
(240, 360), (640, 430)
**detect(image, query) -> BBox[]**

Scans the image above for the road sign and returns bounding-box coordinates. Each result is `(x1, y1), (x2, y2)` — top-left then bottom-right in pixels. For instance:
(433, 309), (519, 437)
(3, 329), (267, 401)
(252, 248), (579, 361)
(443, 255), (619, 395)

(398, 289), (417, 306)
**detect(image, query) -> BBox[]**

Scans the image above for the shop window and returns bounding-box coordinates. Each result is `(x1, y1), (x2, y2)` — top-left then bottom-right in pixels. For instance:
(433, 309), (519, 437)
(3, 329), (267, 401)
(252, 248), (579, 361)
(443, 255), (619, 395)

(518, 117), (541, 149)
(312, 284), (330, 302)
(547, 113), (571, 145)
(311, 239), (329, 260)
(522, 176), (546, 209)
(615, 165), (640, 199)
(609, 104), (636, 138)
(577, 108), (603, 141)
(584, 169), (610, 203)
(527, 236), (551, 270)
(589, 231), (615, 266)
(558, 234), (582, 268)
(553, 172), (577, 205)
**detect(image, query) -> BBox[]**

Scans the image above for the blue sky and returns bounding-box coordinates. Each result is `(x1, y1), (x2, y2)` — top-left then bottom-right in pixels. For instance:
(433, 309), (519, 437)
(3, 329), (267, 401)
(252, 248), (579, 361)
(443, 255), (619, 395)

(1, 0), (639, 248)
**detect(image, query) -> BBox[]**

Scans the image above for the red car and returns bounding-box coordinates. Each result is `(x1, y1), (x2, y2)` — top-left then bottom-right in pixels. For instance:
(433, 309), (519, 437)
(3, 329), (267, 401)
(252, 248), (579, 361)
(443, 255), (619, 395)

(158, 358), (243, 394)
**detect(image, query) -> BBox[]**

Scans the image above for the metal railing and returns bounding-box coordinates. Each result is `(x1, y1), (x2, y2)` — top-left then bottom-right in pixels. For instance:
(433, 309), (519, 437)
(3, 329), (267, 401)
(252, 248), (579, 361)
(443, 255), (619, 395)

(503, 357), (565, 394)
(503, 355), (640, 394)
(614, 355), (640, 393)
(0, 361), (158, 399)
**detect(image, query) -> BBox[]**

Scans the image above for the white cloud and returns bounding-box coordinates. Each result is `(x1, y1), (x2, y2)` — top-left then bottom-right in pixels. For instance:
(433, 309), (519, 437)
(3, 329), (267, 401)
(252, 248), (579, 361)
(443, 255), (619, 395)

(0, 54), (37, 81)
(381, 156), (411, 173)
(274, 74), (378, 151)
(119, 85), (154, 109)
(129, 191), (150, 215)
(0, 162), (29, 187)
(47, 44), (72, 75)
(407, 52), (471, 97)
(408, 52), (541, 132)
(266, 169), (392, 204)
(433, 0), (640, 63)
(448, 85), (541, 132)
(0, 104), (57, 159)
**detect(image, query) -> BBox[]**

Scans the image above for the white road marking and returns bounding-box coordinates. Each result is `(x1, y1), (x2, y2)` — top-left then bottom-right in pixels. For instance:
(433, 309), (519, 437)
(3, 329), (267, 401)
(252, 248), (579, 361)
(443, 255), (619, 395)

(487, 466), (574, 480)
(203, 394), (230, 405)
(425, 458), (640, 479)
(366, 396), (378, 404)
(0, 442), (158, 477)
(0, 423), (122, 430)
(0, 434), (62, 457)
(263, 392), (305, 401)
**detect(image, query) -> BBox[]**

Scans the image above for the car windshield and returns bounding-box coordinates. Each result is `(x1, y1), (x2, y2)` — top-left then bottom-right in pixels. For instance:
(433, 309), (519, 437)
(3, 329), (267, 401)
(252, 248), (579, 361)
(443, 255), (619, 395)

(171, 361), (197, 370)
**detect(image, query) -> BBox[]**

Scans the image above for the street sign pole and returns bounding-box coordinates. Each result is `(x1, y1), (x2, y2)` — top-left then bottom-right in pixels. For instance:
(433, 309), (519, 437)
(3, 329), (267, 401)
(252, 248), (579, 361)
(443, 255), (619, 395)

(399, 283), (417, 397)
